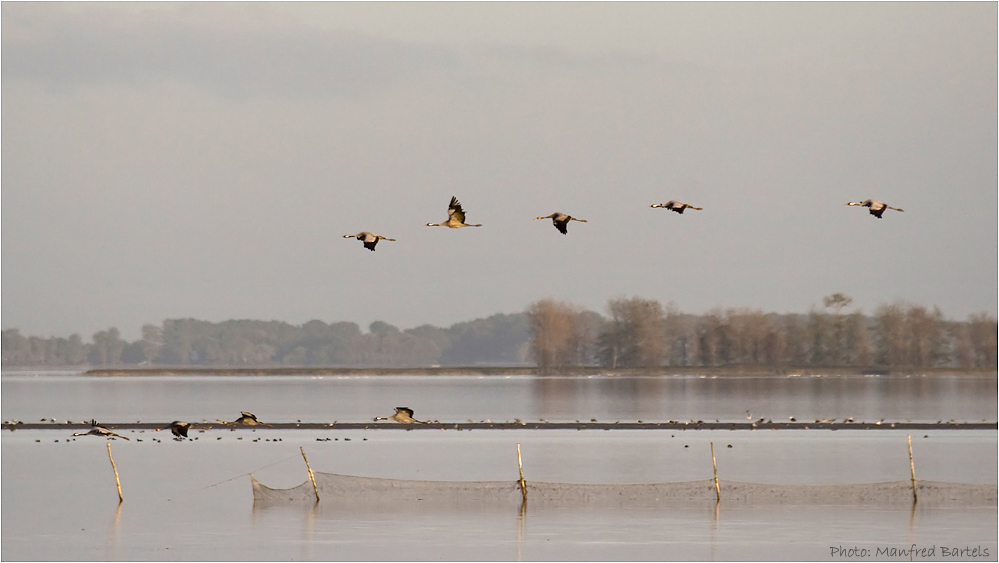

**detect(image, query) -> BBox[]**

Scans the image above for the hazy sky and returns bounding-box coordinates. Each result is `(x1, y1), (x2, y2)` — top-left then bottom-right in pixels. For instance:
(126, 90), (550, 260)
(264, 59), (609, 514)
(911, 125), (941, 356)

(3, 2), (997, 340)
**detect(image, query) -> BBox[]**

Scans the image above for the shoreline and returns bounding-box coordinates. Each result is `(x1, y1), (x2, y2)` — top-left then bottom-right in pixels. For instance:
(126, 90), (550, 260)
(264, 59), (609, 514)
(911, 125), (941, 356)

(56, 366), (999, 377)
(5, 421), (997, 431)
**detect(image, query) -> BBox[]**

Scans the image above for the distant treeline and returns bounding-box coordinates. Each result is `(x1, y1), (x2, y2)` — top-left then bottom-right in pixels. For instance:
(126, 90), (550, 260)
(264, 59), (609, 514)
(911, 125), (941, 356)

(2, 295), (997, 372)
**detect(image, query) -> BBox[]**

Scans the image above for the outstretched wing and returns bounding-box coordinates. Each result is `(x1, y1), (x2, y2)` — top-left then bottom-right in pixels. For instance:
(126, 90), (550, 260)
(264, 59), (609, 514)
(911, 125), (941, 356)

(396, 407), (415, 418)
(240, 412), (257, 420)
(554, 220), (569, 235)
(448, 196), (467, 224)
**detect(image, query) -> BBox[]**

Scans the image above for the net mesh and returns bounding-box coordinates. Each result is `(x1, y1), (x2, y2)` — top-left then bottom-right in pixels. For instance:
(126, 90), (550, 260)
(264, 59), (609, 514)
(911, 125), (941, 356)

(251, 472), (996, 507)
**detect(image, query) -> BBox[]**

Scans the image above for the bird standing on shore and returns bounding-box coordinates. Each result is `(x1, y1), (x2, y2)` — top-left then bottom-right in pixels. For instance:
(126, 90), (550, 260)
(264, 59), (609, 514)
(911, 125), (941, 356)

(651, 201), (703, 214)
(427, 196), (482, 228)
(536, 212), (587, 235)
(374, 407), (428, 424)
(343, 232), (396, 251)
(846, 199), (904, 218)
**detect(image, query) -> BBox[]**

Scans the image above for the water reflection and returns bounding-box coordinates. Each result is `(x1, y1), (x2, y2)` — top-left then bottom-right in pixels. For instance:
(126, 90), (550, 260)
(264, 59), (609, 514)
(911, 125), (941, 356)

(105, 502), (121, 561)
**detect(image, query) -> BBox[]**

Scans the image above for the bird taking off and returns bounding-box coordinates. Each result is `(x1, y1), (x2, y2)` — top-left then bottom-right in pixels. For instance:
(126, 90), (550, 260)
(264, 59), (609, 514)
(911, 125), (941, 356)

(344, 232), (396, 251)
(427, 196), (482, 228)
(373, 407), (428, 424)
(72, 422), (129, 440)
(846, 199), (904, 219)
(536, 212), (587, 235)
(651, 201), (703, 214)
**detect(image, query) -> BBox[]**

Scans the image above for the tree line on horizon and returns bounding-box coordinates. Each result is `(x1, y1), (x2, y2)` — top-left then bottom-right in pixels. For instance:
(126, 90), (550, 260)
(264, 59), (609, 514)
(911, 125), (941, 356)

(2, 295), (996, 371)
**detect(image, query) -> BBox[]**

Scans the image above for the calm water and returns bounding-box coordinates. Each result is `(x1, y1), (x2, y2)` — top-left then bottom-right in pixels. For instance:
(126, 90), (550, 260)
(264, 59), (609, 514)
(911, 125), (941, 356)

(2, 371), (997, 561)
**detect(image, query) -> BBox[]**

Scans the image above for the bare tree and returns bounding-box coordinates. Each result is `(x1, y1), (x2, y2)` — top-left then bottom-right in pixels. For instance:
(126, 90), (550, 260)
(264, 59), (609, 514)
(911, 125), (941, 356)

(967, 313), (998, 368)
(598, 297), (667, 368)
(527, 299), (581, 373)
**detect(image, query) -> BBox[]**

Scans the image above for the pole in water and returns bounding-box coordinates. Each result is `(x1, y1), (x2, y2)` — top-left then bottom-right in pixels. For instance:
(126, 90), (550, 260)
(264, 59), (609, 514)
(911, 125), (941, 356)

(107, 442), (123, 503)
(517, 443), (527, 502)
(908, 435), (917, 503)
(300, 446), (320, 503)
(711, 442), (720, 503)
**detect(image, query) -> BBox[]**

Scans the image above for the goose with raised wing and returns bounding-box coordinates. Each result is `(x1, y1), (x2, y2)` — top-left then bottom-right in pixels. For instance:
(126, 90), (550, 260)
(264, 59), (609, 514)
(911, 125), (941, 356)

(373, 407), (428, 424)
(536, 212), (587, 235)
(427, 196), (482, 228)
(651, 200), (703, 214)
(344, 232), (396, 251)
(846, 199), (904, 219)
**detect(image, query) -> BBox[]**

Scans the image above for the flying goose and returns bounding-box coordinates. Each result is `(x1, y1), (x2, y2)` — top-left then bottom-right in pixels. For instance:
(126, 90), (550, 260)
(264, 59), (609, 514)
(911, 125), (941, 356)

(157, 421), (191, 438)
(427, 196), (482, 228)
(846, 199), (904, 218)
(651, 201), (703, 214)
(218, 411), (262, 425)
(536, 212), (587, 235)
(373, 407), (428, 424)
(344, 232), (396, 251)
(72, 421), (130, 440)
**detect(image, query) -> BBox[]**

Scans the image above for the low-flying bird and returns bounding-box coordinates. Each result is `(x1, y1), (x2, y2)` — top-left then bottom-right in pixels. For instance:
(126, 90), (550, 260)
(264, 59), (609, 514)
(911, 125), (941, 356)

(373, 407), (428, 424)
(536, 212), (587, 235)
(846, 199), (904, 218)
(157, 421), (191, 438)
(651, 200), (703, 214)
(343, 232), (396, 251)
(427, 196), (482, 228)
(72, 422), (130, 440)
(218, 412), (262, 425)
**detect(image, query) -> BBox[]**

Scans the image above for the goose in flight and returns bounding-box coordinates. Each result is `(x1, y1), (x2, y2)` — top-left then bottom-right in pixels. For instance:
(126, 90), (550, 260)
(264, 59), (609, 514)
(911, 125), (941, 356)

(651, 201), (703, 214)
(427, 196), (482, 228)
(218, 412), (262, 425)
(846, 199), (904, 219)
(344, 232), (395, 251)
(373, 407), (428, 424)
(157, 421), (191, 438)
(536, 212), (587, 235)
(72, 422), (130, 440)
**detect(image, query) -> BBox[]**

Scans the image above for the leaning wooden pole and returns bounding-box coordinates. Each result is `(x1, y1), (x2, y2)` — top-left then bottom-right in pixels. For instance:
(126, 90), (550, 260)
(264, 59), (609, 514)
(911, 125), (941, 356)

(710, 442), (720, 502)
(107, 442), (123, 503)
(907, 435), (917, 503)
(300, 447), (320, 503)
(517, 443), (527, 502)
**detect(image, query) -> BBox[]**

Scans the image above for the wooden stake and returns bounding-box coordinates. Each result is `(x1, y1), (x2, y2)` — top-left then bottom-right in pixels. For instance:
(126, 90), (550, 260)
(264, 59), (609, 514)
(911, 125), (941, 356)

(517, 443), (527, 502)
(300, 447), (320, 503)
(908, 435), (917, 503)
(107, 442), (123, 503)
(710, 442), (720, 502)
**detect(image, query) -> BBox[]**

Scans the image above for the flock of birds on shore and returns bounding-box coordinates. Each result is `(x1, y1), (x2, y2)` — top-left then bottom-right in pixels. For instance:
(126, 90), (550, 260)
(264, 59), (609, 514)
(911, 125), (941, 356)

(343, 196), (904, 250)
(56, 407), (426, 442)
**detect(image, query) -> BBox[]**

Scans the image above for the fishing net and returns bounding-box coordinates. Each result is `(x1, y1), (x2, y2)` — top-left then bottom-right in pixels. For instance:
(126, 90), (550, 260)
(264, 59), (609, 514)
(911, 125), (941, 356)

(251, 472), (996, 507)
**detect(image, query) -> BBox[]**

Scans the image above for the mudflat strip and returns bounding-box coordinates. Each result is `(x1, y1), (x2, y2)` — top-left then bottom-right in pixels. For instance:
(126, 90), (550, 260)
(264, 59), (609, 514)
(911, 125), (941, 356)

(4, 421), (997, 431)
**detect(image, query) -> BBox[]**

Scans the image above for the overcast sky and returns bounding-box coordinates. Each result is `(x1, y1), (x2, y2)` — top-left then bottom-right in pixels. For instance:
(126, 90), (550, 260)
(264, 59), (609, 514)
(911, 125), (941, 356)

(3, 2), (996, 340)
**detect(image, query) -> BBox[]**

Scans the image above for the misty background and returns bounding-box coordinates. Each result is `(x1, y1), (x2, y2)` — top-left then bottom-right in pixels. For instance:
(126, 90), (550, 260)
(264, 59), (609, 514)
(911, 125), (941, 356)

(3, 2), (996, 342)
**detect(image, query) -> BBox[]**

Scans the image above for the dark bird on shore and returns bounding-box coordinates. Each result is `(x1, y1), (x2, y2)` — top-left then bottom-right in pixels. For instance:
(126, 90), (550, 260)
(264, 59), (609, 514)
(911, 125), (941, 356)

(846, 199), (904, 218)
(651, 200), (703, 214)
(343, 232), (396, 251)
(536, 212), (587, 235)
(426, 196), (482, 228)
(72, 425), (130, 440)
(158, 421), (191, 438)
(374, 407), (428, 424)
